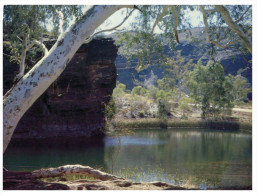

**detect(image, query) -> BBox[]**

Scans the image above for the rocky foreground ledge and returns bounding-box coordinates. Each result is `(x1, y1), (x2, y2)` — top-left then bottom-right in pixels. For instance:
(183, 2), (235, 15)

(3, 164), (251, 190)
(3, 164), (190, 190)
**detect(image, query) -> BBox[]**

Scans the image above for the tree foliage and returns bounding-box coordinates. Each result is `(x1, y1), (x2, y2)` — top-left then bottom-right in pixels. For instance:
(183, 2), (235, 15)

(158, 52), (194, 100)
(178, 97), (194, 119)
(230, 75), (251, 104)
(113, 83), (127, 98)
(116, 5), (252, 73)
(105, 96), (117, 121)
(189, 60), (234, 119)
(3, 5), (84, 70)
(131, 86), (147, 96)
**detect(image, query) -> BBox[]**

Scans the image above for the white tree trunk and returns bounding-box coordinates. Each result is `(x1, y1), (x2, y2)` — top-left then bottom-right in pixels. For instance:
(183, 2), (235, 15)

(3, 5), (132, 153)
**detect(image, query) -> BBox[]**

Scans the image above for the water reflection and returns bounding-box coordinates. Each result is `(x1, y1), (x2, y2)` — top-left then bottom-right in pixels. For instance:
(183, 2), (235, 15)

(103, 129), (252, 188)
(4, 129), (252, 189)
(4, 137), (107, 171)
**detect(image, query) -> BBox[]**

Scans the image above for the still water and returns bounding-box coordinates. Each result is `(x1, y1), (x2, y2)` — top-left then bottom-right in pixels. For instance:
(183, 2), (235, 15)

(4, 129), (252, 189)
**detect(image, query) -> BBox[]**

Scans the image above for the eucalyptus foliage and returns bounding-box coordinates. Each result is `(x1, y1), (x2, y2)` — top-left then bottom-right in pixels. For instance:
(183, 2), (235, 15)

(116, 5), (252, 72)
(189, 60), (235, 119)
(3, 5), (85, 65)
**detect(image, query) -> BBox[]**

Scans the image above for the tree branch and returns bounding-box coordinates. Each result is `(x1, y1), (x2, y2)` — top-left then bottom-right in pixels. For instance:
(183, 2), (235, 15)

(215, 5), (252, 54)
(16, 34), (29, 80)
(235, 5), (252, 24)
(151, 5), (169, 34)
(133, 5), (142, 13)
(16, 35), (23, 42)
(199, 5), (211, 43)
(199, 5), (236, 50)
(204, 9), (216, 13)
(56, 10), (64, 37)
(84, 8), (136, 43)
(170, 5), (181, 43)
(15, 38), (49, 81)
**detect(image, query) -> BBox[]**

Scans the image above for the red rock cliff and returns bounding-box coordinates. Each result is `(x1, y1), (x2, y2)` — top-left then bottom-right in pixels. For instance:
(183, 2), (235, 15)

(3, 38), (118, 138)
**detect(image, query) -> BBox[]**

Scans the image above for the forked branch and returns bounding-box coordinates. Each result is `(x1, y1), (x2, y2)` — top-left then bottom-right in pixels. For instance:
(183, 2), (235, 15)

(84, 8), (136, 43)
(151, 5), (169, 34)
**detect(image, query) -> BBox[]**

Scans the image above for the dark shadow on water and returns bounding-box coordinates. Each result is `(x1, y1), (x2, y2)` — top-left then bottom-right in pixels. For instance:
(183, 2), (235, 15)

(4, 136), (106, 172)
(6, 136), (105, 149)
(205, 121), (240, 131)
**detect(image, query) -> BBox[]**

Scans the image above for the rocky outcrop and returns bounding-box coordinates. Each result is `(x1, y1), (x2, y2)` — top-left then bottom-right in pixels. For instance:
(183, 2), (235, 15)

(3, 38), (118, 139)
(3, 165), (252, 190)
(3, 165), (192, 190)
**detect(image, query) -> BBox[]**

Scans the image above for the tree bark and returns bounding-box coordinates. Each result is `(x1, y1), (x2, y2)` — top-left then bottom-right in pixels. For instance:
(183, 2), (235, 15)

(3, 5), (132, 153)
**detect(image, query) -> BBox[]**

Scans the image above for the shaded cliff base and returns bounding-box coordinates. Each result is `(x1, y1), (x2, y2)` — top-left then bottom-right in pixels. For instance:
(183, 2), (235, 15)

(3, 165), (252, 190)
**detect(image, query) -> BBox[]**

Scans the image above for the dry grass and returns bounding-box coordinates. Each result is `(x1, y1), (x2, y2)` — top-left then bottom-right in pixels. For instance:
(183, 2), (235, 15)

(112, 118), (252, 131)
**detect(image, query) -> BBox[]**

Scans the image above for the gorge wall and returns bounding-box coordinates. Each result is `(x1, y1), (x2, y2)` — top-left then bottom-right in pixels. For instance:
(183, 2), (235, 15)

(3, 38), (118, 139)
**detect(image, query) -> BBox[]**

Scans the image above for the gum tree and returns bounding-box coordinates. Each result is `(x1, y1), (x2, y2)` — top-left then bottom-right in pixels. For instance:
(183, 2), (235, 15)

(3, 5), (134, 153)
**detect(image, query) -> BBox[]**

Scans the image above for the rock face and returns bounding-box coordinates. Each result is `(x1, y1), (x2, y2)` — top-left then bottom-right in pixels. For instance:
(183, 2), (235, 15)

(3, 38), (118, 139)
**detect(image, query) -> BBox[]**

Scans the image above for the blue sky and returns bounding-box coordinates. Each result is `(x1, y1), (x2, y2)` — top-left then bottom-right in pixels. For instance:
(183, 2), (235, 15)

(46, 6), (204, 34)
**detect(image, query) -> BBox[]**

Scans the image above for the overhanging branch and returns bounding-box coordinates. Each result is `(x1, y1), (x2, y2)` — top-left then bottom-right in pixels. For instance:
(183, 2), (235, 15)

(235, 5), (252, 24)
(151, 5), (169, 34)
(84, 8), (136, 43)
(199, 5), (235, 50)
(170, 5), (181, 43)
(215, 5), (252, 54)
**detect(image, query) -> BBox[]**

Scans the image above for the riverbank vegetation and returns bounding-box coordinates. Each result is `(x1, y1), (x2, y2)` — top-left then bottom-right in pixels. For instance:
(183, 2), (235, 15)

(105, 54), (252, 131)
(106, 55), (252, 129)
(112, 119), (252, 131)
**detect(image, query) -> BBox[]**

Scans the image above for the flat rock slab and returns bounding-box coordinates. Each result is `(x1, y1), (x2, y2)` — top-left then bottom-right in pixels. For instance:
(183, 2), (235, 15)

(3, 170), (189, 190)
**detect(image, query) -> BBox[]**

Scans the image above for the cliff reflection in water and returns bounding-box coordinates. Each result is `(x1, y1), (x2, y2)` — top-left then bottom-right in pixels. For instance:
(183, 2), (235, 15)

(4, 137), (107, 171)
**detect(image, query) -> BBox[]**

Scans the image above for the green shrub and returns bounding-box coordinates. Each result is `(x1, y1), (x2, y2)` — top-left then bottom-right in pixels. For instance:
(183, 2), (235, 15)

(178, 97), (194, 119)
(113, 83), (127, 98)
(105, 96), (117, 121)
(131, 86), (147, 96)
(156, 90), (166, 101)
(157, 99), (168, 119)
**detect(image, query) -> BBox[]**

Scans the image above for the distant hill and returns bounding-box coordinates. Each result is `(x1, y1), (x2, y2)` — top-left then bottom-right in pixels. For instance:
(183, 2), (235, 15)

(105, 27), (252, 90)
